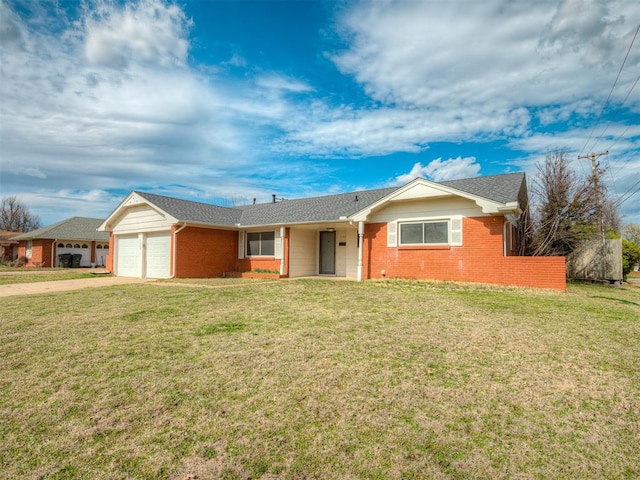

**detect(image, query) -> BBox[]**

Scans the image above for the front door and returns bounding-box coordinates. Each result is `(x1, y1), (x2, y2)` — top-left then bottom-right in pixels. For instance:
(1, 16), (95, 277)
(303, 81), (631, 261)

(319, 231), (336, 275)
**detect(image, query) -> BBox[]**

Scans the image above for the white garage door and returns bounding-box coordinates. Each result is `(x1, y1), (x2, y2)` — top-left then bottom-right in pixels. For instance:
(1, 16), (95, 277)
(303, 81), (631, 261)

(116, 235), (140, 277)
(95, 244), (109, 267)
(56, 242), (91, 267)
(145, 233), (171, 279)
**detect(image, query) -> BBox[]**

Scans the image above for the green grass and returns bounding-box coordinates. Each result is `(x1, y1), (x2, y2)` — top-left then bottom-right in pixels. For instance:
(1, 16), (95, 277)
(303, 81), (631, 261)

(1, 279), (639, 479)
(0, 268), (103, 285)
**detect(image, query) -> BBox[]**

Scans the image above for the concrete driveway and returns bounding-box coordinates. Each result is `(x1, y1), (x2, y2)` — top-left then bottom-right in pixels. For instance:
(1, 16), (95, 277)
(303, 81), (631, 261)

(0, 276), (154, 297)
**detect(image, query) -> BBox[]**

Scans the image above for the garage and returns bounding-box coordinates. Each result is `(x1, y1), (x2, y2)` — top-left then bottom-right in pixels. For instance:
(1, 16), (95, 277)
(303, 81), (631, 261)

(94, 244), (109, 266)
(115, 235), (140, 277)
(145, 233), (171, 278)
(56, 242), (91, 267)
(115, 232), (171, 279)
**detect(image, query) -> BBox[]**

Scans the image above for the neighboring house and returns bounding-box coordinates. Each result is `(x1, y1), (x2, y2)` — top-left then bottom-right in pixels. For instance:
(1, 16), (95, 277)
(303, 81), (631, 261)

(14, 217), (110, 268)
(99, 173), (566, 290)
(0, 231), (20, 262)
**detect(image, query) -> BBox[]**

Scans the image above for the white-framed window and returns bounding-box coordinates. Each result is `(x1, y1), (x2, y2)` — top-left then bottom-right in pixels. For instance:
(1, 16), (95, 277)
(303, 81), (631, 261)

(400, 221), (449, 245)
(388, 216), (463, 247)
(26, 240), (33, 258)
(246, 231), (275, 256)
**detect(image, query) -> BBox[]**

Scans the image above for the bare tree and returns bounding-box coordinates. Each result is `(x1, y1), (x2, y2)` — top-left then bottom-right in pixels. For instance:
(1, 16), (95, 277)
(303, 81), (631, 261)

(622, 222), (640, 245)
(528, 151), (618, 256)
(600, 197), (621, 237)
(0, 196), (41, 232)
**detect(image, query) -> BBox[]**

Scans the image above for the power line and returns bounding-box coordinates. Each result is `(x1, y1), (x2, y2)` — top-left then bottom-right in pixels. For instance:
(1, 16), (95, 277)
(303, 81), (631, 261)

(593, 72), (640, 155)
(579, 22), (640, 157)
(605, 72), (640, 153)
(606, 124), (633, 152)
(615, 178), (640, 208)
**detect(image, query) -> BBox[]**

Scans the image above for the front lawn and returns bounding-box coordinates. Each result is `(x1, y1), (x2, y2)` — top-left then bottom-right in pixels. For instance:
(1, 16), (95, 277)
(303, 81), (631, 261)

(1, 279), (638, 479)
(0, 268), (102, 285)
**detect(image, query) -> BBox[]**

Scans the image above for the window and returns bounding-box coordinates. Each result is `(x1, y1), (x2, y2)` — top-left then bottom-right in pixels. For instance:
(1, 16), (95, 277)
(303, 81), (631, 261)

(57, 243), (64, 248)
(246, 231), (275, 256)
(400, 221), (449, 245)
(82, 244), (88, 248)
(26, 240), (32, 259)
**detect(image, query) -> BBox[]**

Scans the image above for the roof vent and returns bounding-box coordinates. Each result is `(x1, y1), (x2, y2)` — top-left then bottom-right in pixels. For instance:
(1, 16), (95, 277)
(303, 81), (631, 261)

(355, 194), (359, 202)
(253, 198), (256, 205)
(272, 194), (276, 203)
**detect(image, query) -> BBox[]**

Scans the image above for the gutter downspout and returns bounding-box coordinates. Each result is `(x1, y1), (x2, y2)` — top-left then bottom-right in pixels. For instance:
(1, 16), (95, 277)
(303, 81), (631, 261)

(171, 223), (188, 279)
(356, 221), (364, 282)
(280, 226), (286, 276)
(503, 219), (507, 257)
(51, 239), (57, 268)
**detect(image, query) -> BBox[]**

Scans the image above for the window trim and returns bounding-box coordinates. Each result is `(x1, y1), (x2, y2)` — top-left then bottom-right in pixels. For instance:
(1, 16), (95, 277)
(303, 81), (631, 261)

(26, 240), (33, 259)
(399, 219), (450, 246)
(246, 230), (276, 257)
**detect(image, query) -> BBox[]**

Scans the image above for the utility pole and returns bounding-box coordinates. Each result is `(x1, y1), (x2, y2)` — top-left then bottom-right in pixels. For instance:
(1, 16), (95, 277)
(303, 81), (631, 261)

(578, 150), (608, 241)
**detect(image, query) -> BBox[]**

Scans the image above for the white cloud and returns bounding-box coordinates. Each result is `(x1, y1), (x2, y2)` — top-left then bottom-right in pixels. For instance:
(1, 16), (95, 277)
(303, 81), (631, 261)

(333, 0), (639, 109)
(393, 157), (481, 185)
(15, 189), (123, 222)
(0, 0), (25, 47)
(1, 0), (639, 226)
(19, 168), (47, 179)
(256, 75), (314, 93)
(0, 0), (271, 208)
(278, 0), (639, 157)
(83, 0), (191, 69)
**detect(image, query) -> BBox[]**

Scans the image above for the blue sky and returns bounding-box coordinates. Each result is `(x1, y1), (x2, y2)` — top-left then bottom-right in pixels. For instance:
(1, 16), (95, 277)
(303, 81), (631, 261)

(1, 0), (639, 226)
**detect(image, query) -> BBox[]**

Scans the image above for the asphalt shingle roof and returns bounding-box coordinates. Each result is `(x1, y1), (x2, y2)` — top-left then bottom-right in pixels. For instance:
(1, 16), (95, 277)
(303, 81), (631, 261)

(439, 172), (526, 205)
(235, 187), (398, 226)
(124, 173), (527, 228)
(13, 217), (109, 242)
(135, 191), (243, 226)
(235, 173), (525, 226)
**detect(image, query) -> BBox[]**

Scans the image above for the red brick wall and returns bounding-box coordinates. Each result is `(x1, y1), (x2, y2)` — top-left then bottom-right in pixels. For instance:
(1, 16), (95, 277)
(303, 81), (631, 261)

(105, 234), (114, 273)
(363, 217), (566, 291)
(236, 257), (281, 273)
(174, 226), (237, 278)
(18, 239), (54, 267)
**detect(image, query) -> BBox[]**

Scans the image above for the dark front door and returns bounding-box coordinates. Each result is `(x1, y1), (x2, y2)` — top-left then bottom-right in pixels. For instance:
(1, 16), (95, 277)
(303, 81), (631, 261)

(319, 231), (336, 275)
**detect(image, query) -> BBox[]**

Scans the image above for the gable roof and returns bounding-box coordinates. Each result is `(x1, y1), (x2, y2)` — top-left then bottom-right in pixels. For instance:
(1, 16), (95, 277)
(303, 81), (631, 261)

(100, 172), (527, 231)
(134, 191), (243, 227)
(13, 217), (109, 242)
(440, 172), (526, 205)
(0, 231), (21, 246)
(236, 187), (398, 226)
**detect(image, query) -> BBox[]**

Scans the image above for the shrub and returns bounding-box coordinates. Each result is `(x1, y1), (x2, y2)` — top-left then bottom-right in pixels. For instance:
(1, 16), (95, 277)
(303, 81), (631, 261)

(622, 239), (640, 279)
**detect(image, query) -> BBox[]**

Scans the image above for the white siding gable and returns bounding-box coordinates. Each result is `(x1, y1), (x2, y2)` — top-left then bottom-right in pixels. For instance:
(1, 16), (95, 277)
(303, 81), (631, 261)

(391, 183), (454, 201)
(112, 205), (174, 234)
(370, 197), (483, 223)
